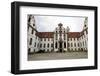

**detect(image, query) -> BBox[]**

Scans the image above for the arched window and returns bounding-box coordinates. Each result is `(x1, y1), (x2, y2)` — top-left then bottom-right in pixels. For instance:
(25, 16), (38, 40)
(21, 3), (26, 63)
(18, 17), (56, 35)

(55, 42), (57, 48)
(64, 42), (66, 48)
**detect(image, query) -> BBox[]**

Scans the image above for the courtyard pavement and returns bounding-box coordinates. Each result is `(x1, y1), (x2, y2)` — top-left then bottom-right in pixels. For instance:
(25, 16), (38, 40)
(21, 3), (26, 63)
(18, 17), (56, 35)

(28, 52), (88, 61)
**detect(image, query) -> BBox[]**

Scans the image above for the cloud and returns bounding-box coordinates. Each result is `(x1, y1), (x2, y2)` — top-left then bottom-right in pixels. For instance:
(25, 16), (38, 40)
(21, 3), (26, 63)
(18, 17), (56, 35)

(34, 15), (85, 32)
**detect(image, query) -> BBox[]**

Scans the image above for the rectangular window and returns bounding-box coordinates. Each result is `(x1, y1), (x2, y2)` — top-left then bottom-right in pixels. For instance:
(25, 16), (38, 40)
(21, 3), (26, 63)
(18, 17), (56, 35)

(51, 43), (53, 47)
(86, 29), (88, 34)
(74, 43), (76, 47)
(52, 38), (53, 41)
(68, 38), (69, 41)
(31, 29), (34, 34)
(64, 34), (66, 40)
(55, 42), (57, 48)
(47, 43), (49, 48)
(64, 42), (66, 48)
(71, 43), (73, 47)
(33, 24), (35, 26)
(28, 48), (30, 52)
(78, 43), (79, 47)
(34, 42), (36, 47)
(48, 38), (49, 41)
(44, 38), (46, 41)
(68, 43), (70, 47)
(44, 44), (45, 48)
(40, 44), (42, 48)
(41, 38), (42, 41)
(29, 38), (32, 45)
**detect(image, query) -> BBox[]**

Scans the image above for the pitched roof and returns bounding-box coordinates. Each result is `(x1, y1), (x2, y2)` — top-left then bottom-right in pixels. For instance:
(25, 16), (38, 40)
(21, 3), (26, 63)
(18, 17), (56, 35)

(36, 32), (54, 38)
(68, 32), (80, 38)
(36, 31), (86, 38)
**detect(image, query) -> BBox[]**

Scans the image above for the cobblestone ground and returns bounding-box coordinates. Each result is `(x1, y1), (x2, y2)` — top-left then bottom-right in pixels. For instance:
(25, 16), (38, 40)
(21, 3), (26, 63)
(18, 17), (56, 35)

(28, 52), (88, 61)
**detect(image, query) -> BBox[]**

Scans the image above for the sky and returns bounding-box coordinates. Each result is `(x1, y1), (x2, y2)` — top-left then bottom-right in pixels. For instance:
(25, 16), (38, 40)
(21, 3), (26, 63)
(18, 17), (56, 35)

(34, 15), (85, 32)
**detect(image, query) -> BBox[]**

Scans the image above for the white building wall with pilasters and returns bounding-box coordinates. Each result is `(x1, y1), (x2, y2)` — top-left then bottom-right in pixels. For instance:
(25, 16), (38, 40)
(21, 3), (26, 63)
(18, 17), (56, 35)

(27, 15), (88, 53)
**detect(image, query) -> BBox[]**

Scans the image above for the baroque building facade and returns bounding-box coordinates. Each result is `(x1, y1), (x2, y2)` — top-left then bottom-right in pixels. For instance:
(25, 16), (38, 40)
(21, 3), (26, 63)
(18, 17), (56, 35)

(27, 15), (88, 53)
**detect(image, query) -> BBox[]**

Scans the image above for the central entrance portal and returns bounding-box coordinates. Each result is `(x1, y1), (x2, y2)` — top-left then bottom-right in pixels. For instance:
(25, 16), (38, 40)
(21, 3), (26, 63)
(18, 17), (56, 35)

(59, 42), (63, 52)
